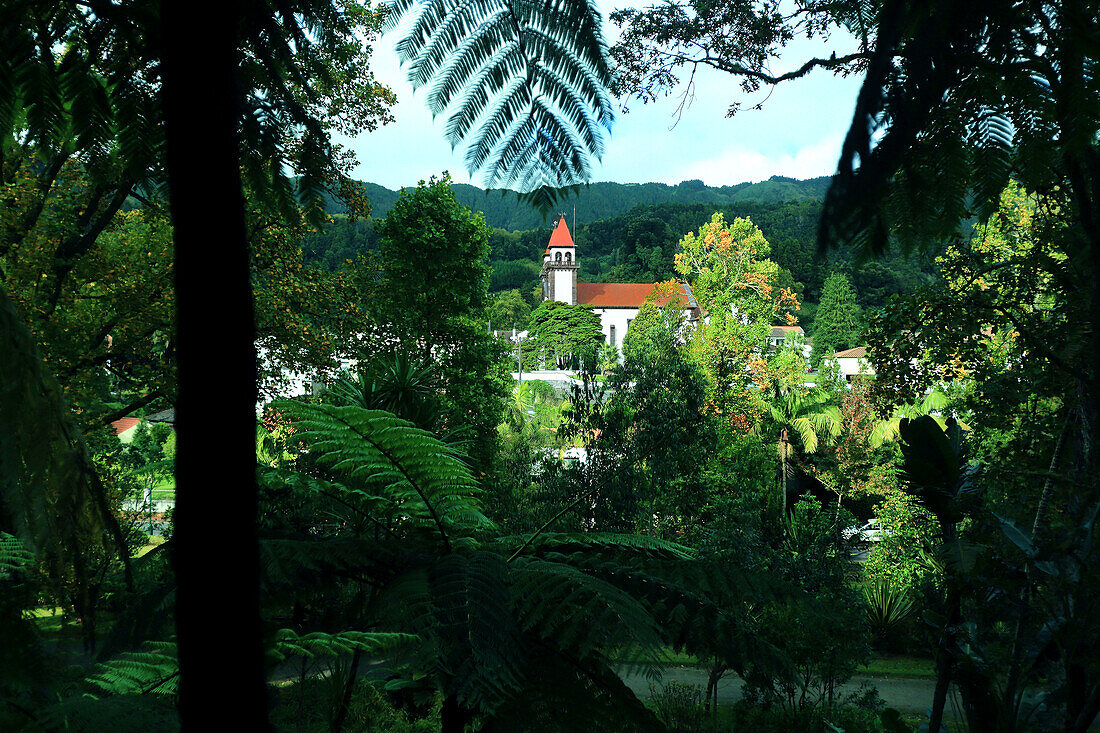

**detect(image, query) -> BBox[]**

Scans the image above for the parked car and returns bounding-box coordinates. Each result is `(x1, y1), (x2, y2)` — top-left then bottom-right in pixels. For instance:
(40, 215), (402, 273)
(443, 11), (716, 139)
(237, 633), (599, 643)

(842, 519), (886, 543)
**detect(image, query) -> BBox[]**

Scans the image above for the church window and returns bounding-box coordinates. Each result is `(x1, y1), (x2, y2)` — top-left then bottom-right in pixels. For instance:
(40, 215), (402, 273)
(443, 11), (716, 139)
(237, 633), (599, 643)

(610, 325), (616, 346)
(555, 251), (562, 261)
(565, 251), (572, 262)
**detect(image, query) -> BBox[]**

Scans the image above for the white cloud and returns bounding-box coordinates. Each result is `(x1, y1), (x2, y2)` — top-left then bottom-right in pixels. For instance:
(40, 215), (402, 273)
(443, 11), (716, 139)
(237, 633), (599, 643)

(670, 134), (844, 186)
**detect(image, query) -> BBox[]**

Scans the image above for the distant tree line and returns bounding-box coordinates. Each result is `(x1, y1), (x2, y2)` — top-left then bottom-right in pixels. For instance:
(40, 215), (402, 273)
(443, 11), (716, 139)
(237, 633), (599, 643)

(304, 193), (940, 339)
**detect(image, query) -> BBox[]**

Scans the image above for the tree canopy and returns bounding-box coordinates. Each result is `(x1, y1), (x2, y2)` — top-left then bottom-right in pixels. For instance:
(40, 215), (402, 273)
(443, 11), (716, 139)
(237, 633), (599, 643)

(811, 272), (862, 366)
(526, 300), (604, 370)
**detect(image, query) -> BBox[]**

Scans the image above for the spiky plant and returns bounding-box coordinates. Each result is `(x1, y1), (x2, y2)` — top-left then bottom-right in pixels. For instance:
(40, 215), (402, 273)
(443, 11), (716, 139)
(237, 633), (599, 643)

(862, 577), (915, 641)
(383, 0), (615, 207)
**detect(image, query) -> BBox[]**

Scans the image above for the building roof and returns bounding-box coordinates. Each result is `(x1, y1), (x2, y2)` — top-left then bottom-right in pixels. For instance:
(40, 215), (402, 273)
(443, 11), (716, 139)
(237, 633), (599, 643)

(544, 218), (575, 255)
(577, 282), (693, 309)
(769, 325), (804, 338)
(833, 346), (868, 358)
(146, 408), (176, 424)
(111, 417), (141, 436)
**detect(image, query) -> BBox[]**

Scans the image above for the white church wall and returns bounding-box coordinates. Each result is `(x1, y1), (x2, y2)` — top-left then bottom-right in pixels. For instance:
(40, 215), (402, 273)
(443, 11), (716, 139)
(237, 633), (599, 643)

(589, 308), (638, 350)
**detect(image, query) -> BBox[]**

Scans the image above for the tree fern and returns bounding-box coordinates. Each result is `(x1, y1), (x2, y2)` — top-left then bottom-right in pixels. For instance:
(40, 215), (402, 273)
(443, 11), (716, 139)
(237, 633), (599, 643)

(271, 401), (494, 549)
(262, 402), (782, 727)
(384, 0), (615, 199)
(87, 641), (180, 698)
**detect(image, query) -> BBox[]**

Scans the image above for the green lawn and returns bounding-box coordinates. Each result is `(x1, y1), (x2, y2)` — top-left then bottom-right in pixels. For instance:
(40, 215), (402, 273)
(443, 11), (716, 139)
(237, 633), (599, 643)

(150, 475), (175, 501)
(857, 654), (936, 679)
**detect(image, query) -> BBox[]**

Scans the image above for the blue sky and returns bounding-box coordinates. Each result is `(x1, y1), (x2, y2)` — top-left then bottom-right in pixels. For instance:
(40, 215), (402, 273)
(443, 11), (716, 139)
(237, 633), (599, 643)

(337, 3), (866, 189)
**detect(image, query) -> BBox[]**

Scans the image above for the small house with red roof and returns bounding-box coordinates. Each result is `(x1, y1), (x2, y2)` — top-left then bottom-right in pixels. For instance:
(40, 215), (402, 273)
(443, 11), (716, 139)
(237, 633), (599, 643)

(540, 217), (700, 350)
(830, 346), (875, 383)
(110, 417), (142, 443)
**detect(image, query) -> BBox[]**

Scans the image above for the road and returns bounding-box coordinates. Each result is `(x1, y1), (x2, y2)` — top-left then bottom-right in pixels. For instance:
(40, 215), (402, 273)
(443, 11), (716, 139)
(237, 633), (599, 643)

(620, 667), (938, 714)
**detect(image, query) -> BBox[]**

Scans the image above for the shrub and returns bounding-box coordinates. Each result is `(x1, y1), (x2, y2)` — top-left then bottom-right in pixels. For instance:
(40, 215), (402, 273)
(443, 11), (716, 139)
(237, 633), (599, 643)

(650, 679), (707, 732)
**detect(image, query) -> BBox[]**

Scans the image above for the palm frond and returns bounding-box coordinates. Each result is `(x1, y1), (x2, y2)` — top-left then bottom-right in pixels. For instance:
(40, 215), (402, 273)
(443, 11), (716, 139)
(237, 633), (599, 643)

(385, 0), (614, 199)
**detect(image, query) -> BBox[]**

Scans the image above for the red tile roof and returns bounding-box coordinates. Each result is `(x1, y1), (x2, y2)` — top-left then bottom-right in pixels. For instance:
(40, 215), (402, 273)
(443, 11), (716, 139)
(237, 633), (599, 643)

(577, 282), (692, 309)
(111, 417), (140, 436)
(833, 346), (868, 358)
(770, 325), (805, 338)
(545, 218), (575, 254)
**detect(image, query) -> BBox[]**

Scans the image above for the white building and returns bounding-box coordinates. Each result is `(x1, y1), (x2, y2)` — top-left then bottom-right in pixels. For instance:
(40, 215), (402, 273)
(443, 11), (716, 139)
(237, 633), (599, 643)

(539, 218), (699, 348)
(829, 346), (875, 383)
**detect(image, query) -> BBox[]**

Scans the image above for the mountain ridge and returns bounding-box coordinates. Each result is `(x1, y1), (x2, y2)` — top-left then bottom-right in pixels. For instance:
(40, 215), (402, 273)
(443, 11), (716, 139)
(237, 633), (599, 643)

(334, 175), (832, 231)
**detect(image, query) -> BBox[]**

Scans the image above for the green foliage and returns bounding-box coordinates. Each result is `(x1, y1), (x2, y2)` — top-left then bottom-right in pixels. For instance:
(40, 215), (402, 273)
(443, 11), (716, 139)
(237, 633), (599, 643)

(372, 176), (509, 475)
(613, 213), (678, 282)
(257, 399), (772, 729)
(741, 497), (870, 713)
(526, 300), (604, 370)
(621, 299), (664, 363)
(648, 679), (706, 732)
(86, 641), (179, 698)
(487, 289), (532, 331)
(270, 401), (492, 549)
(271, 677), (438, 733)
(0, 284), (131, 635)
(811, 273), (862, 366)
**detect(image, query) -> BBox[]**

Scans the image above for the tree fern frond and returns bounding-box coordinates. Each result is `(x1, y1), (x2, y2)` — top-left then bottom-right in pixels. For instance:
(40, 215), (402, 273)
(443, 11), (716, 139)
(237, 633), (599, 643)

(482, 651), (662, 732)
(409, 8), (513, 91)
(428, 39), (522, 119)
(386, 0), (614, 194)
(269, 629), (419, 663)
(510, 556), (664, 660)
(87, 641), (179, 698)
(495, 531), (693, 560)
(271, 402), (494, 547)
(0, 532), (34, 581)
(377, 553), (528, 713)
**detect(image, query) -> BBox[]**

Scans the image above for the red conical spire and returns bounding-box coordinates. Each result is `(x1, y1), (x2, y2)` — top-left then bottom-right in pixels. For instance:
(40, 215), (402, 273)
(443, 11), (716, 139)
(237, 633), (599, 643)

(547, 216), (574, 248)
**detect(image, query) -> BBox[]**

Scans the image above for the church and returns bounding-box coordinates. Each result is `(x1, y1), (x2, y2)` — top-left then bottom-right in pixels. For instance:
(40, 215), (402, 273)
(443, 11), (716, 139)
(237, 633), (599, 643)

(539, 217), (700, 350)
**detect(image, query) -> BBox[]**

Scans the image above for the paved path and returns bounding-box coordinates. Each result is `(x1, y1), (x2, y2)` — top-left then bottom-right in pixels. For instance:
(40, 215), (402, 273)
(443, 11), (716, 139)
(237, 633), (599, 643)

(620, 667), (938, 714)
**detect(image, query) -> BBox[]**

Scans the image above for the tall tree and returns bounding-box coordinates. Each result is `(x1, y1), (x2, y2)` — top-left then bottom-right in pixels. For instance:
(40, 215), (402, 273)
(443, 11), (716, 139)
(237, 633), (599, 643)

(810, 272), (862, 366)
(674, 213), (801, 431)
(373, 176), (509, 475)
(487, 288), (532, 331)
(1, 0), (394, 727)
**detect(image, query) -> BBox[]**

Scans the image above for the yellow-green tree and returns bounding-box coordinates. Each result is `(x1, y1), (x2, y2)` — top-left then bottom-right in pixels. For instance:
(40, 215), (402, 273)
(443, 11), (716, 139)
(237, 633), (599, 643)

(674, 213), (801, 435)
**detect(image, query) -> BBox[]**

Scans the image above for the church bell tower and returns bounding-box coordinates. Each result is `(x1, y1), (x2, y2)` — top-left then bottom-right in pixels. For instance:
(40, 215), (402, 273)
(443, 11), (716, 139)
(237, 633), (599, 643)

(541, 216), (578, 305)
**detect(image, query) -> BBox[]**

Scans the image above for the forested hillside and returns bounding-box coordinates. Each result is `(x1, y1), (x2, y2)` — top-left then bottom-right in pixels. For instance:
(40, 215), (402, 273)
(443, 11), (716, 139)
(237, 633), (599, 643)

(324, 175), (831, 229)
(305, 177), (938, 333)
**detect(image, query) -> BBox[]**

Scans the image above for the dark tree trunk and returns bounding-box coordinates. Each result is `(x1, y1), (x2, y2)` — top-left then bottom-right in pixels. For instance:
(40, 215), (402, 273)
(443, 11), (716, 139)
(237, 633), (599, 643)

(331, 648), (362, 733)
(928, 522), (959, 733)
(441, 694), (467, 733)
(162, 1), (268, 728)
